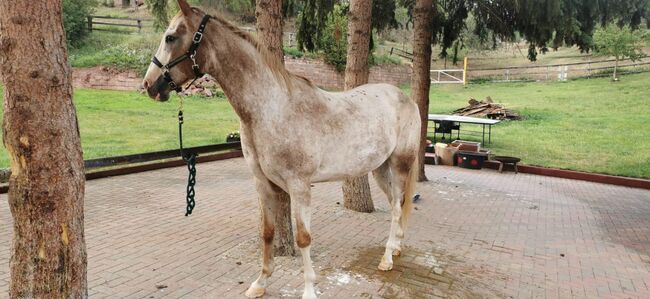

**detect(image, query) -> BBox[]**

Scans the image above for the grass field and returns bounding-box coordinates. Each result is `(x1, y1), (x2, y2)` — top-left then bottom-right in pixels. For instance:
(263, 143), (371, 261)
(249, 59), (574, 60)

(0, 72), (649, 178)
(0, 87), (241, 168)
(420, 73), (650, 178)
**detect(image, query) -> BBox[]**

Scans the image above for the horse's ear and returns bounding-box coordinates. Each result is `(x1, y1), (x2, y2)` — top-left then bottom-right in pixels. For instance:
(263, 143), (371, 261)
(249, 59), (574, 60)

(177, 0), (192, 16)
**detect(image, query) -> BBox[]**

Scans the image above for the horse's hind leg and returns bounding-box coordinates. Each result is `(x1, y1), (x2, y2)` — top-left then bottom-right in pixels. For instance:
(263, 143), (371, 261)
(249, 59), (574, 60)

(372, 161), (402, 257)
(287, 180), (317, 299)
(378, 153), (417, 271)
(372, 160), (394, 205)
(245, 178), (281, 298)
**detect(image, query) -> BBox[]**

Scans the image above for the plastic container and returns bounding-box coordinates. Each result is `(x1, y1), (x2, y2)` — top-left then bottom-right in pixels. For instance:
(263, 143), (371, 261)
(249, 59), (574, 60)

(450, 140), (481, 152)
(435, 143), (455, 166)
(456, 150), (488, 169)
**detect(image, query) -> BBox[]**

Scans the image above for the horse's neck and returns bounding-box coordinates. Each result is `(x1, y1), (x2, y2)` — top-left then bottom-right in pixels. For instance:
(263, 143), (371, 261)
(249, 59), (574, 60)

(202, 25), (287, 124)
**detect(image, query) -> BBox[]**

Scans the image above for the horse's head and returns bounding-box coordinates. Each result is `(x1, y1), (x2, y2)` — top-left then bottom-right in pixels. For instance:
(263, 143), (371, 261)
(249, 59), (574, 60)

(143, 0), (206, 101)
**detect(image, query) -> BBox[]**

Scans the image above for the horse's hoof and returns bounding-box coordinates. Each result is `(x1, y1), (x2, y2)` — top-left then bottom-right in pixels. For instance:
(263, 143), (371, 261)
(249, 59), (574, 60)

(245, 285), (265, 298)
(378, 260), (393, 271)
(392, 249), (401, 256)
(302, 290), (317, 299)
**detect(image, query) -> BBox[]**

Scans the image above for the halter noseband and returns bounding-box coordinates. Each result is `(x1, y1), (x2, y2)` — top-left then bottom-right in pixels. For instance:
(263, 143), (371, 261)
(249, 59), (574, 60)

(151, 14), (211, 92)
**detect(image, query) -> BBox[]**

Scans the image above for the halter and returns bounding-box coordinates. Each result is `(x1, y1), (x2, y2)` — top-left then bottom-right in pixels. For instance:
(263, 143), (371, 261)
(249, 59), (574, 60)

(151, 14), (211, 92)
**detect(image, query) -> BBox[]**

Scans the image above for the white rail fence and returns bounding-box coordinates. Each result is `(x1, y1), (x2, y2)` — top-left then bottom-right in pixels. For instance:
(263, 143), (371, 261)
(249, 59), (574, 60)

(468, 56), (650, 83)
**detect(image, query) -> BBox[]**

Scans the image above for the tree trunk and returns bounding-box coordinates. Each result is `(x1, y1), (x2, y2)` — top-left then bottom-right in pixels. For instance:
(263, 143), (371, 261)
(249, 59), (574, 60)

(256, 0), (285, 62)
(412, 0), (434, 182)
(0, 1), (87, 298)
(341, 0), (374, 213)
(122, 0), (131, 7)
(256, 0), (295, 256)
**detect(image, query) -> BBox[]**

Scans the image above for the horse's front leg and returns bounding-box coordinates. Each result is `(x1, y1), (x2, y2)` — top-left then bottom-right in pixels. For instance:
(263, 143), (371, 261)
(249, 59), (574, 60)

(245, 178), (280, 298)
(288, 180), (317, 299)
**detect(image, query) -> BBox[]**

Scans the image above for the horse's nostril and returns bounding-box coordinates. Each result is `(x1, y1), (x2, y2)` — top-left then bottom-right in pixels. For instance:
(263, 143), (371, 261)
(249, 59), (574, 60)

(143, 80), (150, 90)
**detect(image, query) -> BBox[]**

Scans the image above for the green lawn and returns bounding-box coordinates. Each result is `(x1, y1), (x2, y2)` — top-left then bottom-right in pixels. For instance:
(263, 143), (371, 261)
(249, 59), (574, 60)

(421, 73), (650, 178)
(0, 72), (649, 178)
(0, 87), (241, 168)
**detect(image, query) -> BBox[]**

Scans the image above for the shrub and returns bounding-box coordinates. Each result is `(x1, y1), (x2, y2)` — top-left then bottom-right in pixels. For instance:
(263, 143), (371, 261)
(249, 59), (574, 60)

(320, 5), (348, 72)
(370, 54), (401, 66)
(283, 47), (305, 58)
(63, 0), (97, 47)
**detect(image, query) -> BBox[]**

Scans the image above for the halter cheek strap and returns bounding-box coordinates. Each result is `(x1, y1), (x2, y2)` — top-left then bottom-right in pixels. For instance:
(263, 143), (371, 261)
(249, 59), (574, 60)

(151, 14), (211, 92)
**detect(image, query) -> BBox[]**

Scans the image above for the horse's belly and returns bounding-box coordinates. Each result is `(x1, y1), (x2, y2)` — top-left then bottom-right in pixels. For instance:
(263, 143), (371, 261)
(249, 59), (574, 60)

(311, 139), (394, 183)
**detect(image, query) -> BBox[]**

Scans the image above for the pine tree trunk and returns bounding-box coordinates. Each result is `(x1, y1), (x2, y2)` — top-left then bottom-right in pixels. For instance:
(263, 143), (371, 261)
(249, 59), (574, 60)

(256, 0), (285, 62)
(256, 0), (295, 256)
(342, 0), (374, 213)
(412, 0), (434, 182)
(0, 1), (87, 297)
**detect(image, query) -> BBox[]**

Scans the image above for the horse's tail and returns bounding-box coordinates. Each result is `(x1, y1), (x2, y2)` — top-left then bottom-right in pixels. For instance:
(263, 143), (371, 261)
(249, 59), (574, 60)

(400, 157), (418, 230)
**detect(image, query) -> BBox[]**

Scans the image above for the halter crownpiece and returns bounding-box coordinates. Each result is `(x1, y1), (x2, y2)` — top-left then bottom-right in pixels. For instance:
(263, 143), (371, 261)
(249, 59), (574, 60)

(151, 14), (211, 92)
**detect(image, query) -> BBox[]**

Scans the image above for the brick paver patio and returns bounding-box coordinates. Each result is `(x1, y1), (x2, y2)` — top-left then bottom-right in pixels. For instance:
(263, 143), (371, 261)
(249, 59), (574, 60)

(1, 157), (649, 298)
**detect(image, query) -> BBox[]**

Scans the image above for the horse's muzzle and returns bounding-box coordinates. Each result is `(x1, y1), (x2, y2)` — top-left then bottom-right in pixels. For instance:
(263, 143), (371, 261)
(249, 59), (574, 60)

(147, 76), (171, 102)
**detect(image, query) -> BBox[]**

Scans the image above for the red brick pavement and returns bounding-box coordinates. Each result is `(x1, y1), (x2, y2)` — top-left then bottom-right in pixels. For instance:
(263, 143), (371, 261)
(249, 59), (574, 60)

(1, 158), (649, 298)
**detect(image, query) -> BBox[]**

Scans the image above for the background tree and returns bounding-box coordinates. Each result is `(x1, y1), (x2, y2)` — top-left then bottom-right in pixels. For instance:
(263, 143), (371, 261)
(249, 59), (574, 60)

(255, 0), (296, 256)
(146, 0), (171, 30)
(320, 5), (349, 71)
(593, 23), (647, 80)
(0, 0), (87, 297)
(62, 0), (97, 47)
(342, 0), (375, 213)
(411, 0), (434, 181)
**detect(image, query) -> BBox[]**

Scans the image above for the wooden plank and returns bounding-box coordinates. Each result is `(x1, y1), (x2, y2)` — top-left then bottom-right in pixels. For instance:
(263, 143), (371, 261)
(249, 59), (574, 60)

(92, 22), (141, 28)
(84, 142), (241, 168)
(90, 15), (151, 21)
(0, 151), (244, 194)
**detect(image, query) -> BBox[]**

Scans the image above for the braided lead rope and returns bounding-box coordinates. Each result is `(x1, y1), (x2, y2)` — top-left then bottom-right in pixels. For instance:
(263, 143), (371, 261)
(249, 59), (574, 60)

(178, 96), (198, 216)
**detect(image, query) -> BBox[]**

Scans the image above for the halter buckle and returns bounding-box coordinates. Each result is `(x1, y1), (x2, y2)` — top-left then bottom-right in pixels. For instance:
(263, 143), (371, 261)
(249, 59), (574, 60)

(193, 32), (203, 43)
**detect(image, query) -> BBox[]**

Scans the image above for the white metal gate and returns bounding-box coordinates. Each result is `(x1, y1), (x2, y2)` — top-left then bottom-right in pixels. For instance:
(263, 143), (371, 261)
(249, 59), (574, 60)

(430, 57), (468, 85)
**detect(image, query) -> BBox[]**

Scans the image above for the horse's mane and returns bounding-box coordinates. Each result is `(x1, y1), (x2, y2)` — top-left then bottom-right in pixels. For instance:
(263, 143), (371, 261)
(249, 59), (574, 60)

(192, 7), (313, 90)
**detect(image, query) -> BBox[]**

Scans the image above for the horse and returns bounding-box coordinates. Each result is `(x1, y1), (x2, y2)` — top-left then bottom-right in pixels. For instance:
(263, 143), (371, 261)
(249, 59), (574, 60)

(142, 1), (421, 298)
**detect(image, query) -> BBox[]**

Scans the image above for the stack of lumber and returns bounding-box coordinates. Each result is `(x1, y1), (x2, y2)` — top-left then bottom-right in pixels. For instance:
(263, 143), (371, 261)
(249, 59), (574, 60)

(453, 97), (521, 120)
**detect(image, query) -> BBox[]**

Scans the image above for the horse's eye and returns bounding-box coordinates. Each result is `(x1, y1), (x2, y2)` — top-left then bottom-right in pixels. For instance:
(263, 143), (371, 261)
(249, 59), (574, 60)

(165, 35), (176, 43)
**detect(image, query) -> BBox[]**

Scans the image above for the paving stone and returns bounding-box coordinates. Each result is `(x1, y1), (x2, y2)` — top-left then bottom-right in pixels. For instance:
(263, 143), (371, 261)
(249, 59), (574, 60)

(0, 158), (649, 298)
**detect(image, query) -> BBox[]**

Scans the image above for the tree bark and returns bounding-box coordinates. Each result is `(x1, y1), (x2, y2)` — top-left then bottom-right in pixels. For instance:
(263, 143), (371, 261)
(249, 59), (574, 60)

(412, 0), (434, 182)
(256, 0), (295, 256)
(342, 0), (374, 213)
(256, 0), (285, 62)
(0, 1), (87, 298)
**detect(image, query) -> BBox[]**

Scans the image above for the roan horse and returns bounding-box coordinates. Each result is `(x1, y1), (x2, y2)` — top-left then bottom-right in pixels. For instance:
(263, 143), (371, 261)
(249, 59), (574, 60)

(142, 1), (420, 298)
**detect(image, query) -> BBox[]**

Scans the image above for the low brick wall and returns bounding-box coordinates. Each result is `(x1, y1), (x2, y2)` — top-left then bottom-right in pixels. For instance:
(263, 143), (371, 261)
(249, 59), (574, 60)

(65, 58), (412, 91)
(72, 67), (142, 91)
(285, 57), (412, 90)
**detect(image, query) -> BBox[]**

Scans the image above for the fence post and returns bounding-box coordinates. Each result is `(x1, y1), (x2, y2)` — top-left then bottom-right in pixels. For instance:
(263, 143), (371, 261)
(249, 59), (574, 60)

(463, 57), (468, 85)
(87, 16), (93, 32)
(137, 19), (142, 33)
(564, 66), (569, 80)
(505, 69), (510, 81)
